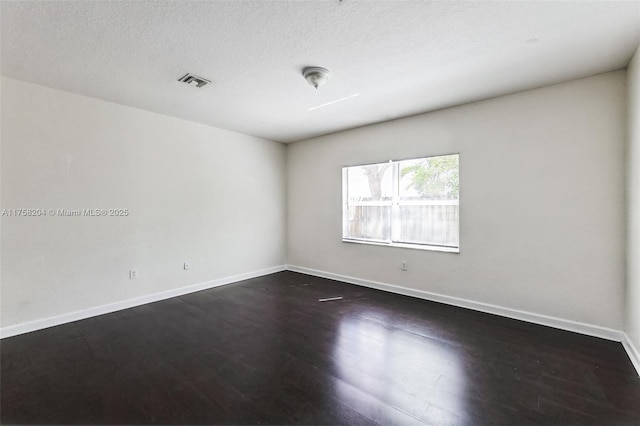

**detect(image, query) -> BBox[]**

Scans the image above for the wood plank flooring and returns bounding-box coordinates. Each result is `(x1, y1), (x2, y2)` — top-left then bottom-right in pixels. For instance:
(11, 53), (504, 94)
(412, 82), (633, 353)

(2, 271), (639, 425)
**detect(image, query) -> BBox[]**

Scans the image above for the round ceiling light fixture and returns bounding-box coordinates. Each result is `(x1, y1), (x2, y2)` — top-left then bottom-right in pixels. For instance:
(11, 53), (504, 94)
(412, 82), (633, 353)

(302, 66), (330, 89)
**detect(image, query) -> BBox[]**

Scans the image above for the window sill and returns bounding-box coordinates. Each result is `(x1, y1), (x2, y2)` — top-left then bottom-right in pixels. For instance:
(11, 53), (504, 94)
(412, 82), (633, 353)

(342, 238), (459, 253)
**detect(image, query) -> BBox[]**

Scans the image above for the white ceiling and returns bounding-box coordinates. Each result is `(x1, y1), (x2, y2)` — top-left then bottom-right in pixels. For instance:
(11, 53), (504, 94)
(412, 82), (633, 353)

(2, 1), (639, 143)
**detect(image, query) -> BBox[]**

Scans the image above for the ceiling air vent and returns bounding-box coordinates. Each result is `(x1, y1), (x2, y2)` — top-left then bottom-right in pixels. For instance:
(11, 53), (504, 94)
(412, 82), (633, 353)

(178, 73), (211, 88)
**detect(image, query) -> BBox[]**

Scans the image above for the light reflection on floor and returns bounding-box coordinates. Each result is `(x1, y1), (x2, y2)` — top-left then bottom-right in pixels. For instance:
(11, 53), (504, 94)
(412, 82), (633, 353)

(332, 311), (469, 423)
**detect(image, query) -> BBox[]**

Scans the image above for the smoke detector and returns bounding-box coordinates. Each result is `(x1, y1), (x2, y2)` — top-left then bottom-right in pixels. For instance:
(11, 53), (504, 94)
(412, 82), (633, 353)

(302, 67), (330, 89)
(178, 73), (211, 88)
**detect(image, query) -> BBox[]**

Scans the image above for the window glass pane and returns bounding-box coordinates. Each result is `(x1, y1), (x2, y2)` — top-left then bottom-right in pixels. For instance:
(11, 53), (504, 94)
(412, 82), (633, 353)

(399, 155), (459, 201)
(346, 205), (391, 241)
(343, 154), (459, 250)
(397, 154), (459, 247)
(399, 204), (459, 247)
(347, 163), (392, 202)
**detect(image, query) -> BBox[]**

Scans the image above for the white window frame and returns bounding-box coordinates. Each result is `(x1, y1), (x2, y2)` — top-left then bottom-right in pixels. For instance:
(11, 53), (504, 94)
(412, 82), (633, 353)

(342, 154), (459, 253)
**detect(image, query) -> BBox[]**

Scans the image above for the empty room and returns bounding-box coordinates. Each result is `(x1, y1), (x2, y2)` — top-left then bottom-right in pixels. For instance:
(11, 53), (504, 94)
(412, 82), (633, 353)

(2, 1), (640, 424)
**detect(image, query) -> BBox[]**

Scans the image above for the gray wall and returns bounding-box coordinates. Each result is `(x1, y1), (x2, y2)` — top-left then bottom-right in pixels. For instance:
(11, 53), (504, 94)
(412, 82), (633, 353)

(627, 47), (640, 359)
(288, 71), (626, 330)
(1, 77), (287, 327)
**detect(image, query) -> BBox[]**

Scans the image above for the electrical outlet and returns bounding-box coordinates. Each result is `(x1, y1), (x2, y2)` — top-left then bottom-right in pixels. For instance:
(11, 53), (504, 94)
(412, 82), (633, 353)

(184, 261), (190, 270)
(400, 261), (408, 271)
(129, 269), (138, 280)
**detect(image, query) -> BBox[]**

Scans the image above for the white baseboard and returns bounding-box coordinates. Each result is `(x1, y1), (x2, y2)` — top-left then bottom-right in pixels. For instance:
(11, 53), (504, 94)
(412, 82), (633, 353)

(285, 265), (624, 343)
(622, 333), (640, 377)
(0, 265), (286, 339)
(3, 263), (638, 377)
(286, 265), (640, 377)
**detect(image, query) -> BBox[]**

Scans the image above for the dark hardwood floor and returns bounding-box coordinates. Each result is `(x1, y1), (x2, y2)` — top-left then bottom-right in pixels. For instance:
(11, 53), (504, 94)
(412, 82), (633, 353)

(2, 271), (639, 425)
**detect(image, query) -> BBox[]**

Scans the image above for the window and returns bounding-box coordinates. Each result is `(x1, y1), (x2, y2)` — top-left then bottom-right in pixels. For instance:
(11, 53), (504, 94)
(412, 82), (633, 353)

(342, 154), (459, 252)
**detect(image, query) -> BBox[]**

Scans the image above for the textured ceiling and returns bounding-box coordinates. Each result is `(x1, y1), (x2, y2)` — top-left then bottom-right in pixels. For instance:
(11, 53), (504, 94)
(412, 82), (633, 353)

(2, 1), (639, 143)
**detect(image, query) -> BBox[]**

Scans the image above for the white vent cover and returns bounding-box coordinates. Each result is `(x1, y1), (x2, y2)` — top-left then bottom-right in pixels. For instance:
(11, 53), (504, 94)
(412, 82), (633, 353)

(178, 73), (211, 88)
